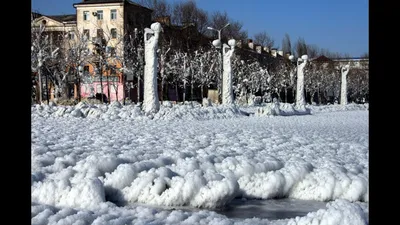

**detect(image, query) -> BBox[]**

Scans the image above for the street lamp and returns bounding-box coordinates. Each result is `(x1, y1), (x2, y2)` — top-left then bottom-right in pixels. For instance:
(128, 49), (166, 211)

(208, 23), (230, 103)
(207, 23), (230, 41)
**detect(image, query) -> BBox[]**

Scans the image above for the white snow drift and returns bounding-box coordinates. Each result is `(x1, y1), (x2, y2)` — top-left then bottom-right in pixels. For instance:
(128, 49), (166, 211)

(31, 103), (368, 224)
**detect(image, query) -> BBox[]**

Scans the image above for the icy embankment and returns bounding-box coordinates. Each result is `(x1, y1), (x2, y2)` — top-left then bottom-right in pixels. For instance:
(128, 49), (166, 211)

(32, 155), (368, 210)
(31, 103), (368, 224)
(31, 199), (368, 225)
(255, 102), (311, 116)
(32, 101), (249, 121)
(32, 112), (368, 210)
(31, 100), (368, 121)
(307, 103), (368, 113)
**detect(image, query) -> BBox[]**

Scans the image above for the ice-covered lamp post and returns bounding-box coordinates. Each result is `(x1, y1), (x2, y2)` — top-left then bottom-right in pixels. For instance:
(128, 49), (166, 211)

(207, 23), (230, 103)
(221, 39), (236, 105)
(290, 54), (309, 108)
(143, 22), (162, 114)
(340, 64), (350, 105)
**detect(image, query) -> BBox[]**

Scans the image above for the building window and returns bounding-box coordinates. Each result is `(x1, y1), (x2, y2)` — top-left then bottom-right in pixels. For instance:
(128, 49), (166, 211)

(97, 10), (103, 20)
(68, 32), (75, 40)
(111, 28), (117, 39)
(83, 66), (90, 75)
(97, 29), (103, 38)
(83, 11), (89, 21)
(111, 9), (117, 20)
(83, 29), (90, 40)
(107, 47), (116, 56)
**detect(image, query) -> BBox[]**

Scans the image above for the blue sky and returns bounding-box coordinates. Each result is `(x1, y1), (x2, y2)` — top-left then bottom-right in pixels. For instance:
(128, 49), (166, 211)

(31, 0), (368, 57)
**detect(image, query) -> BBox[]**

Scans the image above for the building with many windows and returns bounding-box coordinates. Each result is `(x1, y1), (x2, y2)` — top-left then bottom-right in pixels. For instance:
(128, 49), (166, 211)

(32, 0), (152, 102)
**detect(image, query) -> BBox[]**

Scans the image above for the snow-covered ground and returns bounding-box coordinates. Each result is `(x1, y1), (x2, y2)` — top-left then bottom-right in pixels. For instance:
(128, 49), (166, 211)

(31, 102), (368, 225)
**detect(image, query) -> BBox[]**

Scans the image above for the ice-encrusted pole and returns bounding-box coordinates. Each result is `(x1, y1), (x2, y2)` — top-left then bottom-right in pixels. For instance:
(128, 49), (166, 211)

(340, 64), (350, 105)
(222, 39), (236, 105)
(143, 22), (162, 114)
(296, 55), (308, 107)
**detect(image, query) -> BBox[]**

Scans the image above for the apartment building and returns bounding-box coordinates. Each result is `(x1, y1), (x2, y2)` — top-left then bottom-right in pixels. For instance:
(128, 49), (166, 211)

(71, 0), (152, 102)
(73, 0), (152, 57)
(32, 0), (152, 102)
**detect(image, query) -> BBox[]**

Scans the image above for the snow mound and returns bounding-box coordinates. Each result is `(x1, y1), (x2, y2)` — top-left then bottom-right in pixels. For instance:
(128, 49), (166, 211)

(32, 101), (368, 120)
(154, 104), (246, 121)
(255, 103), (311, 116)
(202, 98), (213, 107)
(308, 103), (368, 113)
(119, 168), (239, 208)
(289, 167), (368, 202)
(75, 101), (88, 109)
(110, 100), (123, 108)
(286, 199), (367, 225)
(238, 160), (314, 199)
(32, 102), (247, 121)
(31, 177), (105, 209)
(103, 159), (240, 209)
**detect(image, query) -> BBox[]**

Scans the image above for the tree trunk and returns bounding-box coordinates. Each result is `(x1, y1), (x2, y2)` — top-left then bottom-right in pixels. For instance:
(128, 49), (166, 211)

(201, 85), (204, 101)
(311, 91), (316, 104)
(318, 87), (322, 105)
(137, 74), (140, 104)
(183, 82), (186, 102)
(38, 68), (43, 103)
(161, 78), (164, 102)
(107, 73), (111, 103)
(62, 85), (68, 99)
(191, 70), (194, 101)
(305, 88), (308, 104)
(115, 82), (119, 102)
(99, 61), (104, 103)
(285, 87), (287, 103)
(45, 71), (49, 104)
(191, 80), (194, 101)
(292, 88), (295, 103)
(122, 77), (126, 105)
(76, 73), (81, 102)
(175, 83), (179, 102)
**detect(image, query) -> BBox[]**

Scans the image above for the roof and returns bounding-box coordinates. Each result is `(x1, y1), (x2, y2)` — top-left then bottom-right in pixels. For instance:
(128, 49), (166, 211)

(73, 0), (152, 11)
(312, 55), (333, 62)
(74, 0), (124, 4)
(46, 14), (76, 23)
(331, 57), (369, 61)
(31, 12), (42, 19)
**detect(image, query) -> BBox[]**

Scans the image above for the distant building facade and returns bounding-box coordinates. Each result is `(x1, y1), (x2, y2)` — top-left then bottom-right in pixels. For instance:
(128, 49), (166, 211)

(32, 0), (152, 102)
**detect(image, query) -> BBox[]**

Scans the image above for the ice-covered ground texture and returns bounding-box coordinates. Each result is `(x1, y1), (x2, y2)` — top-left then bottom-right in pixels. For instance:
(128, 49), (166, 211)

(31, 102), (368, 224)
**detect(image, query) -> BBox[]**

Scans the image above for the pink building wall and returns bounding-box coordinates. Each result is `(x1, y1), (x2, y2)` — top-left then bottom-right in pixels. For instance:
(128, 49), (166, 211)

(81, 81), (124, 102)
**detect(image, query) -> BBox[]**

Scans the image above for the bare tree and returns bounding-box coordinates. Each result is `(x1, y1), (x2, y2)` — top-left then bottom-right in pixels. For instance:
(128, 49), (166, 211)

(295, 37), (308, 58)
(306, 44), (320, 59)
(282, 33), (292, 55)
(320, 48), (342, 59)
(192, 47), (219, 100)
(170, 0), (209, 35)
(209, 11), (248, 41)
(164, 49), (188, 101)
(135, 0), (171, 20)
(158, 42), (171, 102)
(348, 68), (369, 103)
(31, 19), (60, 103)
(360, 52), (369, 59)
(62, 29), (94, 102)
(253, 31), (275, 49)
(88, 21), (126, 103)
